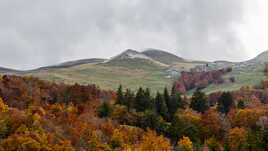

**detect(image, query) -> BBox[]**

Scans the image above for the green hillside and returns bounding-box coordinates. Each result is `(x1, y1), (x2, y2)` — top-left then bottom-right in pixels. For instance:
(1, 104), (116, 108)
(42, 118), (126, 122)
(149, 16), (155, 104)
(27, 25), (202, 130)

(26, 61), (173, 93)
(142, 49), (184, 65)
(1, 49), (267, 95)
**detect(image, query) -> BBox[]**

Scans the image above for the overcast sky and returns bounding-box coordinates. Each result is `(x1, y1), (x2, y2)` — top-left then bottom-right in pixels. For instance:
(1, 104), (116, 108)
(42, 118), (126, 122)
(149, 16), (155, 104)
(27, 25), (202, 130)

(0, 0), (268, 70)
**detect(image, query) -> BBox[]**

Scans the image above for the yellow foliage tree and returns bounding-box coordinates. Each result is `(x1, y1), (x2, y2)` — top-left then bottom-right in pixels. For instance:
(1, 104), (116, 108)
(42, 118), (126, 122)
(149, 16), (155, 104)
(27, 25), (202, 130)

(3, 135), (41, 151)
(53, 140), (75, 151)
(233, 109), (259, 128)
(177, 136), (194, 151)
(0, 98), (8, 113)
(88, 131), (112, 151)
(134, 129), (171, 151)
(229, 127), (246, 151)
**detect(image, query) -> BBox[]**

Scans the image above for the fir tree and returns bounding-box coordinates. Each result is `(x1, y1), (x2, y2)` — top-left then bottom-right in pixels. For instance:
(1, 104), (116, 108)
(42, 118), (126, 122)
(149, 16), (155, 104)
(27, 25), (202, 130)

(190, 87), (209, 113)
(98, 102), (112, 118)
(116, 85), (124, 105)
(217, 92), (233, 114)
(134, 87), (151, 112)
(124, 88), (135, 111)
(164, 87), (170, 110)
(155, 92), (168, 120)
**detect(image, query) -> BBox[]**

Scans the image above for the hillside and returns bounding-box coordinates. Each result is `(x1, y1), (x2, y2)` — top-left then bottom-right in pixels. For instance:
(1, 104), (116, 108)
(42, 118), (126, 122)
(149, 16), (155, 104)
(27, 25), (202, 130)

(188, 50), (268, 94)
(142, 49), (184, 65)
(1, 49), (267, 95)
(0, 67), (22, 74)
(251, 50), (268, 63)
(0, 49), (201, 93)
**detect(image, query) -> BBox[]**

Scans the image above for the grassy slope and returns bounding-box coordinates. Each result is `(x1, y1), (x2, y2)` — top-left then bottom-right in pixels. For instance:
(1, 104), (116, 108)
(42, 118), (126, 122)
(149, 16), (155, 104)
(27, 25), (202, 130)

(25, 61), (266, 95)
(27, 61), (174, 93)
(142, 50), (184, 65)
(186, 70), (267, 96)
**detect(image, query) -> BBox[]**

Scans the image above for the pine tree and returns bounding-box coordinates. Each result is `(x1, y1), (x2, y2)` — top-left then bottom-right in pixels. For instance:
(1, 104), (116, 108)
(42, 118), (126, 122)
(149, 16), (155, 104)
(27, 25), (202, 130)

(155, 92), (168, 120)
(116, 85), (124, 105)
(134, 87), (151, 112)
(164, 87), (170, 110)
(140, 110), (161, 131)
(217, 92), (233, 114)
(98, 102), (112, 118)
(124, 89), (134, 111)
(190, 87), (209, 113)
(169, 85), (185, 114)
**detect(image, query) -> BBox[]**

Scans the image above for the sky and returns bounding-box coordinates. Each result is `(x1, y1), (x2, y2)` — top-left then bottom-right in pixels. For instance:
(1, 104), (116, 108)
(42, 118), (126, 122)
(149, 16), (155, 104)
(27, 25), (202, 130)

(0, 0), (268, 70)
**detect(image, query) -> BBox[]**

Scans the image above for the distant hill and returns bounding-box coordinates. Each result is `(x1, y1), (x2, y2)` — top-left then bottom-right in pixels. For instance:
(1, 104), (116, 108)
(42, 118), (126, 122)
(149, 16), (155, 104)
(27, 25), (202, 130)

(142, 49), (184, 65)
(104, 49), (169, 69)
(0, 67), (22, 74)
(250, 50), (268, 63)
(35, 58), (106, 70)
(187, 50), (268, 95)
(1, 48), (267, 94)
(6, 48), (200, 93)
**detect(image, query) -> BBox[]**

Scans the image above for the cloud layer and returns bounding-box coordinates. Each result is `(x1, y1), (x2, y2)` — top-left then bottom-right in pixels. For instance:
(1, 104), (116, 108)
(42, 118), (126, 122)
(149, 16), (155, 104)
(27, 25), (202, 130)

(0, 0), (252, 69)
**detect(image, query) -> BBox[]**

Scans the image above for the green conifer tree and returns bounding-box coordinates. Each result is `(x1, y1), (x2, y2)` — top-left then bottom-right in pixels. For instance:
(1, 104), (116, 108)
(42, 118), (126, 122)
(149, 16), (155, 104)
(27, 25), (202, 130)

(190, 87), (209, 113)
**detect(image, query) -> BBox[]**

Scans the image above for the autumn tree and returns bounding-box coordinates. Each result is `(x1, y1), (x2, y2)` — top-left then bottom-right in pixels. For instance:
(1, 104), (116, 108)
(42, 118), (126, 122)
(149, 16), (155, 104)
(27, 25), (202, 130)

(237, 99), (246, 109)
(190, 88), (209, 113)
(200, 110), (220, 140)
(229, 127), (246, 151)
(217, 92), (233, 114)
(223, 136), (231, 151)
(177, 136), (194, 151)
(205, 137), (221, 151)
(0, 98), (8, 113)
(136, 129), (172, 151)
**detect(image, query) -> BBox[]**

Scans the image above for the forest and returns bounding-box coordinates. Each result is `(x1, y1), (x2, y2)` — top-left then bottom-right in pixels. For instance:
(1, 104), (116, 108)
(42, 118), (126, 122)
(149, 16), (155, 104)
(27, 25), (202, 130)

(0, 64), (268, 151)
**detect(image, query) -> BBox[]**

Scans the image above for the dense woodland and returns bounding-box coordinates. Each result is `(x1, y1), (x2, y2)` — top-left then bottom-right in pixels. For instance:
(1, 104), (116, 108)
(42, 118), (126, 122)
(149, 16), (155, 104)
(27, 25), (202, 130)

(0, 65), (268, 150)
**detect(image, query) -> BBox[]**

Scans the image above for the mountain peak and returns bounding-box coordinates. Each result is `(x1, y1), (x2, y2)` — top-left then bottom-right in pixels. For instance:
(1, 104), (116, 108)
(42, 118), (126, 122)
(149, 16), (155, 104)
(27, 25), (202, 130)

(109, 49), (150, 61)
(142, 48), (184, 65)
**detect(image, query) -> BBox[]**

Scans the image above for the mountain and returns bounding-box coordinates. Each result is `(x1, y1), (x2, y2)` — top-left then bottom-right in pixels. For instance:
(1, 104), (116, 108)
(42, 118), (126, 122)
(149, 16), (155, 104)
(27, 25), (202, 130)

(142, 49), (184, 65)
(35, 58), (106, 70)
(1, 49), (267, 94)
(9, 48), (200, 93)
(0, 67), (22, 74)
(103, 49), (169, 69)
(250, 50), (268, 63)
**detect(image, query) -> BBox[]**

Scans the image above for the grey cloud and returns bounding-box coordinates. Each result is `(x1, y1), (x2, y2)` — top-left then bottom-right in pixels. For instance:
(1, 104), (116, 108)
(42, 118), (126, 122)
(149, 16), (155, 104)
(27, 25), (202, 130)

(0, 0), (248, 69)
